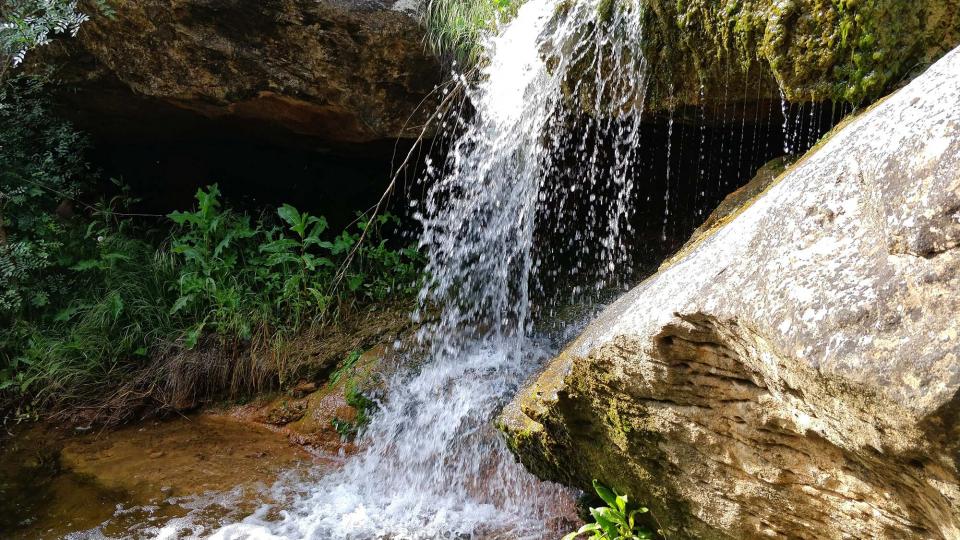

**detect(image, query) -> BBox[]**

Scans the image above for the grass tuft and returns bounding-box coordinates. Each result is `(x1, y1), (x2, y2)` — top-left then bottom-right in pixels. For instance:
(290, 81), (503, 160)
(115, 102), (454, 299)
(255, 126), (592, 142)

(421, 0), (521, 66)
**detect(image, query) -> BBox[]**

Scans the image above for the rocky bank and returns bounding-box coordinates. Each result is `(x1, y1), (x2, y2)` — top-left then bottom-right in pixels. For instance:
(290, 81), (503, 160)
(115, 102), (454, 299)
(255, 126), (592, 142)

(45, 0), (443, 150)
(501, 45), (960, 539)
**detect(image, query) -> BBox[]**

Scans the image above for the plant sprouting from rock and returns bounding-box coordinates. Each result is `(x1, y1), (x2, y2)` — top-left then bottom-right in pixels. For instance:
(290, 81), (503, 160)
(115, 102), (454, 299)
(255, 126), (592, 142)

(564, 480), (658, 540)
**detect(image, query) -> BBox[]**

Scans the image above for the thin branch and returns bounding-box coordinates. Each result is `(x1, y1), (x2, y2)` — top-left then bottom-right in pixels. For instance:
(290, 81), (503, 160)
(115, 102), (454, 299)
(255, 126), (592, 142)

(327, 70), (474, 299)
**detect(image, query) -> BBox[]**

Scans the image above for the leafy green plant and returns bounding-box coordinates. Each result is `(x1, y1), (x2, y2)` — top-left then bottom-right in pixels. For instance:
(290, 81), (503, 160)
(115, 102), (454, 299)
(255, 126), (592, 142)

(564, 480), (657, 540)
(346, 213), (424, 303)
(1, 0), (113, 69)
(260, 203), (336, 326)
(0, 75), (93, 320)
(168, 184), (261, 346)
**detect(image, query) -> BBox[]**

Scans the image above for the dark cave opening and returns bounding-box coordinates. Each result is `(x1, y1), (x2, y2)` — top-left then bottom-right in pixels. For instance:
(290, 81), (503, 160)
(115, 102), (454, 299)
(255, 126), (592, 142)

(78, 94), (847, 307)
(90, 137), (422, 232)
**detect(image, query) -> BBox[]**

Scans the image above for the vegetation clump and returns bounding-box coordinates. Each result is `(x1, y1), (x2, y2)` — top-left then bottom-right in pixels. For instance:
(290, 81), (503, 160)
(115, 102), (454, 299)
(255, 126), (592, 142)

(421, 0), (520, 66)
(0, 75), (424, 425)
(564, 480), (659, 540)
(0, 0), (111, 70)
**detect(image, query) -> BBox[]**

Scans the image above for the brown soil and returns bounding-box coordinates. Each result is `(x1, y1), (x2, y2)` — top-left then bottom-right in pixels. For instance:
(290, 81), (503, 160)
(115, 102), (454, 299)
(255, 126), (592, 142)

(0, 414), (311, 539)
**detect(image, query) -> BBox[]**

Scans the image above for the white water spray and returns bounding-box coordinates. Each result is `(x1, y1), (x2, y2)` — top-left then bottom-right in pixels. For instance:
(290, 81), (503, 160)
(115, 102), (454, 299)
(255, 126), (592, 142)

(212, 0), (652, 537)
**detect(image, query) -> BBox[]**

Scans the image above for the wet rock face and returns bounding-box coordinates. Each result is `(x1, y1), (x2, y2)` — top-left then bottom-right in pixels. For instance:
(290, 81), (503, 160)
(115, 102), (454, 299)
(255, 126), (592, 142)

(556, 0), (959, 115)
(57, 0), (441, 146)
(641, 0), (960, 105)
(500, 47), (960, 538)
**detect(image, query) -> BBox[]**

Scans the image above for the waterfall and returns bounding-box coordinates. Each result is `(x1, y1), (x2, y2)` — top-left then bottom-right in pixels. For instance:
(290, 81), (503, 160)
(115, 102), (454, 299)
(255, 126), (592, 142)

(213, 0), (651, 537)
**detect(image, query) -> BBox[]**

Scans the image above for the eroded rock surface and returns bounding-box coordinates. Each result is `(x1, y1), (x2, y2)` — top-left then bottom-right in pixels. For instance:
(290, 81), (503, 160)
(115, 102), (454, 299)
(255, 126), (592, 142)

(501, 47), (960, 538)
(49, 0), (441, 147)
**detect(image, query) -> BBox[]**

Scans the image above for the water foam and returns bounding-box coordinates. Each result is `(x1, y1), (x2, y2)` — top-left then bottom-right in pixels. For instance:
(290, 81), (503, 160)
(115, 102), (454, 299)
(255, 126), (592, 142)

(211, 0), (651, 536)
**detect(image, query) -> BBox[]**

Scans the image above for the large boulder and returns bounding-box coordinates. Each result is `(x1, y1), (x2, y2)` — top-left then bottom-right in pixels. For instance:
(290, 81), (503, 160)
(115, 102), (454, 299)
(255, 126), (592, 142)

(48, 0), (442, 147)
(500, 46), (960, 538)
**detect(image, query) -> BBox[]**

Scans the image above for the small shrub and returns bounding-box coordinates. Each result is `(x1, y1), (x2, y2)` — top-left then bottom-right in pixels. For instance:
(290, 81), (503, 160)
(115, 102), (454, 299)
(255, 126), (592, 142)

(564, 480), (658, 540)
(168, 184), (262, 345)
(0, 74), (94, 320)
(1, 0), (113, 68)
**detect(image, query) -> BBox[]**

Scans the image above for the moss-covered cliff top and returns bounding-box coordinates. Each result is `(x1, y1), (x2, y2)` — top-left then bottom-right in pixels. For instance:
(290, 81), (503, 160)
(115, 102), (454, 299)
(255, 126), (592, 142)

(611, 0), (960, 107)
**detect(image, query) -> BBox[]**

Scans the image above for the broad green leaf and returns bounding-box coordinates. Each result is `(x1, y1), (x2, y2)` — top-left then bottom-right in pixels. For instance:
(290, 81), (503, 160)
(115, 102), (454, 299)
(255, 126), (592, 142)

(70, 259), (101, 271)
(214, 235), (234, 257)
(184, 322), (205, 349)
(593, 480), (618, 509)
(308, 216), (328, 237)
(266, 252), (299, 266)
(168, 210), (191, 225)
(170, 295), (192, 315)
(347, 274), (364, 291)
(561, 523), (601, 540)
(101, 252), (132, 263)
(278, 204), (301, 228)
(308, 239), (334, 250)
(261, 239), (299, 253)
(590, 508), (619, 537)
(106, 291), (124, 319)
(615, 494), (628, 513)
(595, 506), (629, 528)
(54, 305), (80, 322)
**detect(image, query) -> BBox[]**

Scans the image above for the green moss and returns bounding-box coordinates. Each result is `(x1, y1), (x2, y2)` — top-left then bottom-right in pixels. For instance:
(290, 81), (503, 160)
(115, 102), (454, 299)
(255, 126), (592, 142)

(623, 0), (959, 108)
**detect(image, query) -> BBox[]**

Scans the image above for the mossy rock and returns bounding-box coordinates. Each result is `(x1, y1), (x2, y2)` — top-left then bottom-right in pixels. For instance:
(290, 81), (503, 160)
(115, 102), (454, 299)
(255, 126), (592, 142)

(553, 0), (959, 110)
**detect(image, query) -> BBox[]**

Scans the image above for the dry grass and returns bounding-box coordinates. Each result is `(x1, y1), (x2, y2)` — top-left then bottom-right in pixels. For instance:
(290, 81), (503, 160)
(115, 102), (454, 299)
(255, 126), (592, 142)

(49, 302), (420, 427)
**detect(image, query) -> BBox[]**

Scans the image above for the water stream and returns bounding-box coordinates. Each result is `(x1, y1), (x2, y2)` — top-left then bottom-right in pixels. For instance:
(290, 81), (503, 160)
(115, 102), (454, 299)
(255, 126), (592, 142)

(210, 0), (653, 537)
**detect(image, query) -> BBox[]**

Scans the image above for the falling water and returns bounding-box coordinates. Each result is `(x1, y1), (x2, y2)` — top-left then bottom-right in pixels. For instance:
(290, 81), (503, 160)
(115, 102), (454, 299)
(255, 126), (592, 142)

(210, 0), (652, 538)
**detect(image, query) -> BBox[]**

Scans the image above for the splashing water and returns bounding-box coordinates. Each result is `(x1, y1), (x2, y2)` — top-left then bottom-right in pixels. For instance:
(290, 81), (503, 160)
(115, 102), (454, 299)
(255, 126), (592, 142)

(212, 0), (652, 537)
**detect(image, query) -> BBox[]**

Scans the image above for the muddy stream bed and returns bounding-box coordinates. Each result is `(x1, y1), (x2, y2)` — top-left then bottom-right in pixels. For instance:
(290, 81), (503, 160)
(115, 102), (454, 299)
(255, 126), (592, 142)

(0, 414), (318, 538)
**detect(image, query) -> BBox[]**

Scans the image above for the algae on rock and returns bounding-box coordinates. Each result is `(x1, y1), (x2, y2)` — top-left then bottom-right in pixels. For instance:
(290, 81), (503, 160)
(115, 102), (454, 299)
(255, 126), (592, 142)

(554, 0), (959, 112)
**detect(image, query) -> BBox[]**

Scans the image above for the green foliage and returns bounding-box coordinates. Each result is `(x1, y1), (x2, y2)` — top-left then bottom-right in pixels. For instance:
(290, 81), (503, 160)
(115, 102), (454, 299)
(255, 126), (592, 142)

(564, 480), (656, 540)
(0, 0), (113, 68)
(168, 184), (261, 345)
(0, 82), (424, 420)
(0, 75), (93, 319)
(6, 235), (178, 401)
(328, 349), (363, 387)
(422, 0), (519, 66)
(167, 186), (424, 348)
